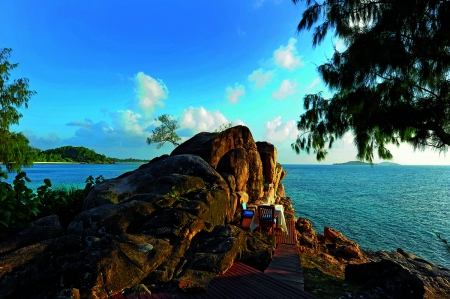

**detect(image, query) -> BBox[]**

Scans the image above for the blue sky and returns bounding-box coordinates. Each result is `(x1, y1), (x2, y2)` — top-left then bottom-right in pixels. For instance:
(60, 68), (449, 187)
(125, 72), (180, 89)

(3, 0), (450, 165)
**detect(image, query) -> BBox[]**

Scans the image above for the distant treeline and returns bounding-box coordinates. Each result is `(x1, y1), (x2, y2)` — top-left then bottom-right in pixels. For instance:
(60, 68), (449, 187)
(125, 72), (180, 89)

(33, 146), (148, 164)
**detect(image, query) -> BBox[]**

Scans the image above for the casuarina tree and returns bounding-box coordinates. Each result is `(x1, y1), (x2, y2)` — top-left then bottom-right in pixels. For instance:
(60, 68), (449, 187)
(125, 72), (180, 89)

(291, 0), (450, 162)
(0, 48), (36, 173)
(146, 114), (181, 148)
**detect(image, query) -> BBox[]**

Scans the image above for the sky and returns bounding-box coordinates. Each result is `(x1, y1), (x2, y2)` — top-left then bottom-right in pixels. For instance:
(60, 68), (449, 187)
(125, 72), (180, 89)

(2, 0), (450, 165)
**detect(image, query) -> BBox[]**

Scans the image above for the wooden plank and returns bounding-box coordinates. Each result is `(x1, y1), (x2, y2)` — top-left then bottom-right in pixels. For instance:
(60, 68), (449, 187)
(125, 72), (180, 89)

(276, 220), (297, 245)
(229, 263), (314, 298)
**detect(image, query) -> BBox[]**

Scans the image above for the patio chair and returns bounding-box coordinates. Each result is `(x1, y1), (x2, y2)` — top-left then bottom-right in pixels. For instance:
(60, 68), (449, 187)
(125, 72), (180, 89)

(258, 205), (278, 234)
(239, 202), (255, 230)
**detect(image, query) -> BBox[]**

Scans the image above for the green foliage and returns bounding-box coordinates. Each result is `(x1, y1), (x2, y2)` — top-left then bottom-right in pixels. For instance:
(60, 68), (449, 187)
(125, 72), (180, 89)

(0, 172), (105, 240)
(0, 48), (37, 173)
(38, 175), (104, 229)
(34, 146), (112, 163)
(291, 0), (450, 163)
(146, 114), (181, 149)
(262, 176), (269, 188)
(0, 171), (42, 239)
(212, 122), (233, 138)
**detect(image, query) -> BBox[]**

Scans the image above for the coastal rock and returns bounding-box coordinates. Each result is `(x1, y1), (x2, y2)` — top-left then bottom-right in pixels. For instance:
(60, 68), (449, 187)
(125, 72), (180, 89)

(256, 141), (277, 184)
(170, 126), (264, 202)
(323, 226), (366, 262)
(83, 154), (228, 210)
(238, 230), (277, 271)
(171, 125), (256, 168)
(0, 126), (289, 299)
(175, 225), (246, 291)
(296, 218), (318, 251)
(276, 182), (286, 198)
(0, 215), (64, 256)
(345, 248), (450, 298)
(216, 148), (249, 192)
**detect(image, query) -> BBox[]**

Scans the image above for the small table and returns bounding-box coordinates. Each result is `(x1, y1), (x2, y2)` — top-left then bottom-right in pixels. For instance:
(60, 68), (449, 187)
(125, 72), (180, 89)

(249, 204), (288, 234)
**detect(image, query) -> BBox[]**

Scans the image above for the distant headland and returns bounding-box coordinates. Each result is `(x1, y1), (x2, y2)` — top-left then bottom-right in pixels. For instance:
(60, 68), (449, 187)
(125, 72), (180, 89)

(33, 146), (149, 164)
(333, 161), (401, 166)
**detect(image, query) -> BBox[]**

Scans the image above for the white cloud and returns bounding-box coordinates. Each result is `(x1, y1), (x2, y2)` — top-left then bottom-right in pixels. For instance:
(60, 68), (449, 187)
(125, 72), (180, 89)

(135, 72), (168, 118)
(264, 116), (298, 142)
(24, 131), (64, 150)
(306, 77), (321, 89)
(225, 83), (245, 104)
(273, 38), (304, 70)
(248, 68), (274, 89)
(272, 79), (298, 100)
(109, 110), (147, 137)
(180, 106), (245, 134)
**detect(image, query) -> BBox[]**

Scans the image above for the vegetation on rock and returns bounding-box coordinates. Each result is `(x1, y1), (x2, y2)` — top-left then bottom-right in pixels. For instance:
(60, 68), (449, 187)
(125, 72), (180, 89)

(291, 0), (450, 163)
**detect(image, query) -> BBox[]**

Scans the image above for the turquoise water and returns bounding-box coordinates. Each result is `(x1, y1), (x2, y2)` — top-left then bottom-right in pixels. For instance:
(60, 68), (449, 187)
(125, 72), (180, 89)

(1, 163), (145, 190)
(2, 163), (449, 268)
(282, 164), (450, 268)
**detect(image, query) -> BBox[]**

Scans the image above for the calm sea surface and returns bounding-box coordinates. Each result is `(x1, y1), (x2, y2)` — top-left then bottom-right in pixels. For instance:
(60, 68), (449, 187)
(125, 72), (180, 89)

(283, 164), (450, 268)
(2, 163), (449, 268)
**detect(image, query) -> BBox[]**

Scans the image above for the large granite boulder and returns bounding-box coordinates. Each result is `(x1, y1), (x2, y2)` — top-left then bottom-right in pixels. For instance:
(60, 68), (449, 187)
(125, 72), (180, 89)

(171, 126), (265, 202)
(346, 248), (450, 299)
(0, 127), (287, 299)
(0, 215), (64, 256)
(256, 141), (277, 184)
(296, 217), (318, 251)
(83, 154), (229, 211)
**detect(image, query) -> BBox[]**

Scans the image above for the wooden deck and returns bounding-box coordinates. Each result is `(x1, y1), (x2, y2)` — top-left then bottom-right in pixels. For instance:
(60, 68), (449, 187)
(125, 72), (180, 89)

(265, 244), (305, 290)
(111, 262), (314, 299)
(276, 219), (297, 245)
(110, 220), (316, 299)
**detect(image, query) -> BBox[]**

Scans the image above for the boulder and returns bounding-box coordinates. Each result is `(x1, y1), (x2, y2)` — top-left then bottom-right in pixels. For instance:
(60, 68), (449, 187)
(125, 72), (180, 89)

(171, 126), (256, 168)
(174, 225), (246, 292)
(171, 126), (264, 202)
(345, 249), (450, 299)
(256, 141), (277, 184)
(237, 230), (277, 271)
(217, 148), (249, 192)
(0, 215), (64, 256)
(276, 182), (286, 198)
(83, 154), (228, 210)
(296, 217), (318, 250)
(0, 126), (290, 298)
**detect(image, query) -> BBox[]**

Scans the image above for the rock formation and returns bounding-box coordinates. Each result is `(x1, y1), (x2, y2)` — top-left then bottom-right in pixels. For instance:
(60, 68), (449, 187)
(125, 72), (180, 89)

(0, 126), (285, 299)
(296, 218), (450, 298)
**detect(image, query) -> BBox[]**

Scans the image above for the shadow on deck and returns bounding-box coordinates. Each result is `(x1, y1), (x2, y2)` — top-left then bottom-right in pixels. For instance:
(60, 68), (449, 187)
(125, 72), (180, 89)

(111, 220), (317, 299)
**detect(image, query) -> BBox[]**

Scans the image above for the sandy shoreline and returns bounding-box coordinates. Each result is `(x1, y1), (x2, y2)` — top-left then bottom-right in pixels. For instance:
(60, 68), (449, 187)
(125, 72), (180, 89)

(32, 162), (83, 164)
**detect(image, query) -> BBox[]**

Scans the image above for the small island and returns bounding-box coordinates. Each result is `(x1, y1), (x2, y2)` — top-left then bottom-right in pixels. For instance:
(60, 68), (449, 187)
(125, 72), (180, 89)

(333, 161), (401, 166)
(33, 146), (149, 164)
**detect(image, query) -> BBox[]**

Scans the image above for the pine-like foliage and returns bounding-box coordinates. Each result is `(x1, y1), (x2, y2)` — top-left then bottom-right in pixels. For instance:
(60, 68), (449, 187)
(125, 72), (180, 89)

(291, 0), (450, 162)
(0, 48), (37, 172)
(146, 114), (181, 149)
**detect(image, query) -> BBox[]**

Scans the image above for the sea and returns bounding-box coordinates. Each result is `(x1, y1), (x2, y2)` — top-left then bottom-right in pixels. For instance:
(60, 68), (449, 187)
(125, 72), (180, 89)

(1, 163), (449, 268)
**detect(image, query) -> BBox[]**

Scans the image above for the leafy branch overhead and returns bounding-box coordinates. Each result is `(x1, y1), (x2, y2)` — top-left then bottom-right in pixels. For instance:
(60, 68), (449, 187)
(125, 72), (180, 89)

(291, 0), (450, 163)
(146, 114), (181, 149)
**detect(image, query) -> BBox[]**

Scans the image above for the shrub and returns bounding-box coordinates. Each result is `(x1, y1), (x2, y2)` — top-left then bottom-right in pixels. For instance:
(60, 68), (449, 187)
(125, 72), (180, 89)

(0, 172), (105, 240)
